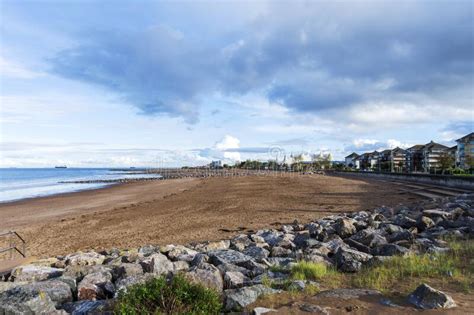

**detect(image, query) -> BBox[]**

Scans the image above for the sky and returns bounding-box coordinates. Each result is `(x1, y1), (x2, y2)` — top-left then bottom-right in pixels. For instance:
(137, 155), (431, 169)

(0, 0), (473, 167)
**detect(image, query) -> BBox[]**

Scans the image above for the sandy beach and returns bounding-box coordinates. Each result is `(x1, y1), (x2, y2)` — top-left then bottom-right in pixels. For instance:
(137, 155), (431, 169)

(0, 174), (423, 257)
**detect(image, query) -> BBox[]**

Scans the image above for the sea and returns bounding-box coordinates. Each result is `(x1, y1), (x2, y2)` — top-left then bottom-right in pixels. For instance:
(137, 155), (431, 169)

(0, 168), (162, 203)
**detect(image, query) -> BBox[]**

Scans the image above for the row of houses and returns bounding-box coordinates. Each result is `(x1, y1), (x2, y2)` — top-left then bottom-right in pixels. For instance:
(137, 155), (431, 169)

(344, 132), (473, 173)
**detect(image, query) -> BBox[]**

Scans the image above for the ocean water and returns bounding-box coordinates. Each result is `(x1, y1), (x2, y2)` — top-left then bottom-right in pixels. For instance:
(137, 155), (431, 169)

(0, 168), (161, 203)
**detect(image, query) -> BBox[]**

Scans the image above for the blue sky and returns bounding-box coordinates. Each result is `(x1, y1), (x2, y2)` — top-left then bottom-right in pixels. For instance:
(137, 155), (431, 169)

(0, 0), (473, 167)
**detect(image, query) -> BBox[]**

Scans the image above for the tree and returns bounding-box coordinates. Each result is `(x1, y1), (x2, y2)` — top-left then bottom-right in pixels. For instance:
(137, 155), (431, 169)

(438, 152), (455, 174)
(292, 154), (304, 172)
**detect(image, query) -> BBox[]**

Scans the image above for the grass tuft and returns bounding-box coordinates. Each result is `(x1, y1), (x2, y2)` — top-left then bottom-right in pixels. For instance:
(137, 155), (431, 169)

(114, 274), (222, 315)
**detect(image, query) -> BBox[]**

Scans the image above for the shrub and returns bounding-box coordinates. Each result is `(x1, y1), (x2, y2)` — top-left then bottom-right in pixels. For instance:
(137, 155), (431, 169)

(114, 274), (222, 315)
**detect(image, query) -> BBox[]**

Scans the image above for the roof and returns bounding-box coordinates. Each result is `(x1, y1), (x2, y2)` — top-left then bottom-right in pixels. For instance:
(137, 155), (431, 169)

(455, 132), (474, 142)
(345, 152), (359, 159)
(424, 140), (449, 150)
(407, 144), (424, 151)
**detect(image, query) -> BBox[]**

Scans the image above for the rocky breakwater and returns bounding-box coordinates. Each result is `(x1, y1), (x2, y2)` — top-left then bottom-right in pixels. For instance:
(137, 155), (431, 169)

(1, 193), (473, 314)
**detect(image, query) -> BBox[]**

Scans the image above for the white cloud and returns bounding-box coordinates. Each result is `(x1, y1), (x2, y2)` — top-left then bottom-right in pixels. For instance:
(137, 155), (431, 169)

(0, 56), (44, 79)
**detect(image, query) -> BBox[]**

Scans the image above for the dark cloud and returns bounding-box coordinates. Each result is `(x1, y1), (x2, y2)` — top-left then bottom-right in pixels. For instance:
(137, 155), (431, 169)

(48, 1), (474, 122)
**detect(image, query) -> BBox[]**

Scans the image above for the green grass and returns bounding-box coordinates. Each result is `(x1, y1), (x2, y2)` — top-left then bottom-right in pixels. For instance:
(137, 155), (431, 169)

(114, 274), (222, 315)
(352, 239), (474, 293)
(290, 261), (332, 281)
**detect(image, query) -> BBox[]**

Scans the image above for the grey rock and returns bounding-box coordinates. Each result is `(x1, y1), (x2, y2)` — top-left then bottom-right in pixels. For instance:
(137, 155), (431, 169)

(335, 218), (357, 238)
(423, 209), (452, 219)
(288, 280), (306, 291)
(61, 300), (114, 315)
(11, 264), (63, 282)
(195, 240), (230, 252)
(225, 284), (280, 311)
(173, 260), (189, 272)
(190, 253), (209, 267)
(231, 234), (253, 251)
(243, 246), (270, 261)
(115, 274), (155, 296)
(299, 303), (329, 314)
(140, 252), (174, 275)
(253, 307), (276, 314)
(271, 246), (292, 257)
(372, 244), (410, 256)
(30, 279), (73, 307)
(185, 263), (224, 292)
(387, 229), (413, 243)
(224, 271), (250, 289)
(162, 245), (198, 262)
(334, 247), (373, 272)
(408, 283), (456, 309)
(0, 286), (62, 314)
(417, 216), (435, 231)
(65, 252), (105, 266)
(138, 244), (158, 256)
(208, 249), (253, 266)
(118, 263), (143, 277)
(350, 228), (387, 248)
(77, 271), (114, 300)
(217, 263), (251, 277)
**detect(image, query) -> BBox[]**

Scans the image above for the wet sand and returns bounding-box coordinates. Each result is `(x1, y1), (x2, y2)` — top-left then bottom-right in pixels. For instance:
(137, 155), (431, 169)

(0, 174), (423, 257)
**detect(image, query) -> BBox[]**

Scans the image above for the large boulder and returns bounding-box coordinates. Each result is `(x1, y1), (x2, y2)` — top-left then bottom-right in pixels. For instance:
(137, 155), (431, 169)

(224, 271), (250, 289)
(65, 252), (105, 266)
(29, 280), (73, 307)
(243, 246), (270, 261)
(0, 286), (62, 314)
(195, 240), (230, 252)
(115, 273), (155, 296)
(334, 247), (372, 272)
(372, 244), (410, 256)
(350, 228), (387, 248)
(225, 285), (280, 311)
(77, 271), (115, 300)
(231, 234), (254, 251)
(408, 283), (456, 309)
(140, 253), (174, 275)
(185, 263), (224, 292)
(11, 265), (63, 282)
(162, 245), (198, 262)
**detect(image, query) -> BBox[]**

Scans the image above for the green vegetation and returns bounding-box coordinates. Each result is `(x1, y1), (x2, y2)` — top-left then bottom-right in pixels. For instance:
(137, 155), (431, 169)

(352, 239), (474, 293)
(114, 274), (222, 315)
(290, 261), (332, 281)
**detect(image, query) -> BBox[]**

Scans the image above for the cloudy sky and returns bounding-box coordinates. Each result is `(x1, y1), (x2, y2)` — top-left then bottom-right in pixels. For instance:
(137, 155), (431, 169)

(1, 0), (473, 167)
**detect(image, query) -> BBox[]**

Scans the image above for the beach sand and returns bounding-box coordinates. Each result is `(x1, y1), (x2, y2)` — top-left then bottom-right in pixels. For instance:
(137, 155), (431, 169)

(0, 174), (423, 257)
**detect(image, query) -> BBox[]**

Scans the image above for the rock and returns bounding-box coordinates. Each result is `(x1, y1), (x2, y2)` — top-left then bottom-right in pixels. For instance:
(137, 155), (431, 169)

(11, 264), (63, 282)
(118, 263), (143, 277)
(334, 247), (373, 272)
(115, 274), (155, 296)
(56, 276), (77, 296)
(140, 253), (174, 275)
(335, 218), (357, 238)
(350, 228), (387, 248)
(255, 230), (283, 246)
(164, 245), (198, 262)
(224, 271), (250, 289)
(173, 260), (189, 272)
(372, 244), (410, 256)
(208, 249), (253, 266)
(217, 262), (251, 276)
(387, 229), (413, 243)
(243, 246), (270, 261)
(288, 280), (306, 291)
(225, 284), (280, 311)
(0, 281), (28, 293)
(195, 240), (230, 252)
(417, 216), (435, 231)
(253, 307), (276, 314)
(190, 253), (209, 267)
(185, 263), (224, 292)
(77, 271), (115, 300)
(293, 232), (311, 248)
(29, 280), (73, 307)
(408, 283), (456, 309)
(423, 210), (452, 219)
(61, 300), (115, 314)
(0, 286), (62, 314)
(344, 238), (371, 253)
(65, 252), (105, 266)
(271, 246), (292, 257)
(231, 234), (253, 251)
(393, 216), (417, 229)
(298, 303), (329, 314)
(138, 244), (157, 256)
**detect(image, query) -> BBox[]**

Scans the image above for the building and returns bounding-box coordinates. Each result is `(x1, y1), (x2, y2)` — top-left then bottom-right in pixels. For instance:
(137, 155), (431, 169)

(421, 141), (449, 172)
(448, 145), (458, 167)
(456, 132), (474, 170)
(379, 147), (406, 172)
(406, 145), (424, 173)
(344, 152), (359, 168)
(368, 151), (380, 170)
(209, 160), (222, 169)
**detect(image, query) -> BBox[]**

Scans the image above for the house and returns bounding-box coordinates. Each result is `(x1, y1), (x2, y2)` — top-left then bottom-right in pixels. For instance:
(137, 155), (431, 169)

(421, 141), (449, 172)
(368, 151), (380, 170)
(379, 147), (406, 172)
(448, 145), (458, 167)
(456, 132), (474, 170)
(406, 145), (425, 173)
(209, 160), (222, 169)
(344, 152), (359, 168)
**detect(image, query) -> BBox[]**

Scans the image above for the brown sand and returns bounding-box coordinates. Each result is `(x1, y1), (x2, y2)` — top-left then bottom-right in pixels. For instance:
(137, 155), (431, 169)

(0, 174), (422, 257)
